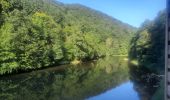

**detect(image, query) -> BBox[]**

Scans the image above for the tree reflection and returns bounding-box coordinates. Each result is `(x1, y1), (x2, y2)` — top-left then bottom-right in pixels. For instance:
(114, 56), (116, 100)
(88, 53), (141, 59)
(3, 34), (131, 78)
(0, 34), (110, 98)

(0, 57), (129, 100)
(128, 63), (164, 100)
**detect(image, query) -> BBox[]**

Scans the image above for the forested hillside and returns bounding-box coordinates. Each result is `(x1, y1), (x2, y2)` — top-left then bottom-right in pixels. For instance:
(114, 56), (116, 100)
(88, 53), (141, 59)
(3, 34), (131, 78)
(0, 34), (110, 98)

(0, 0), (135, 75)
(129, 11), (165, 73)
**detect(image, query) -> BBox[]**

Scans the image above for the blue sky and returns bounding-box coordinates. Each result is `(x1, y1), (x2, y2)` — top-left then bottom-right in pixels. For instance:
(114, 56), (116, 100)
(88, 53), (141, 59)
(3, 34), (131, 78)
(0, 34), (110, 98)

(87, 81), (139, 100)
(57, 0), (166, 27)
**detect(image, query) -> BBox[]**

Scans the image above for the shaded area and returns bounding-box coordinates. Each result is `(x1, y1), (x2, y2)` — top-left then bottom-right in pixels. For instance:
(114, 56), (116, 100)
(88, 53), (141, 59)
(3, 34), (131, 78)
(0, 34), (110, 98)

(128, 8), (165, 100)
(128, 63), (164, 100)
(0, 57), (129, 100)
(129, 11), (165, 73)
(0, 57), (164, 100)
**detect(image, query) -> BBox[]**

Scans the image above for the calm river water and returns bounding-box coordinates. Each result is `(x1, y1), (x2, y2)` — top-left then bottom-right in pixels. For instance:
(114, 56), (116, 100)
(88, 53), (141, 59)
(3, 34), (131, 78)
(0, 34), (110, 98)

(0, 57), (164, 100)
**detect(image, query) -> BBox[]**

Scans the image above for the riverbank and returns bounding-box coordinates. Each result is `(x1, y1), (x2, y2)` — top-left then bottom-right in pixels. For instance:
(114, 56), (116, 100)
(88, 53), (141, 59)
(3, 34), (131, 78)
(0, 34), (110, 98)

(0, 56), (163, 100)
(0, 55), (128, 76)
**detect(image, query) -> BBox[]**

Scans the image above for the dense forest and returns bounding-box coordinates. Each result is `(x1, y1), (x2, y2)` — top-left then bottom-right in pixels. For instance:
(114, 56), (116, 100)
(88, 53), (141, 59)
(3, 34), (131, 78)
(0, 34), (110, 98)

(0, 0), (135, 75)
(129, 11), (165, 73)
(128, 11), (165, 100)
(0, 0), (166, 99)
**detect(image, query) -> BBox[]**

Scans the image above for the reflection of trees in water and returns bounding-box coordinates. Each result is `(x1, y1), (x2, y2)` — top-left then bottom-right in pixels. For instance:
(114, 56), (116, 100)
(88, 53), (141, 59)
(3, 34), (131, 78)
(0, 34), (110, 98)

(128, 63), (163, 100)
(0, 57), (129, 100)
(128, 11), (165, 100)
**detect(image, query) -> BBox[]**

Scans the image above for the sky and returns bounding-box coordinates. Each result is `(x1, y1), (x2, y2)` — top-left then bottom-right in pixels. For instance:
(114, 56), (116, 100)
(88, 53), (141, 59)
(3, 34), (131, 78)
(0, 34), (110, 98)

(87, 81), (139, 100)
(57, 0), (166, 27)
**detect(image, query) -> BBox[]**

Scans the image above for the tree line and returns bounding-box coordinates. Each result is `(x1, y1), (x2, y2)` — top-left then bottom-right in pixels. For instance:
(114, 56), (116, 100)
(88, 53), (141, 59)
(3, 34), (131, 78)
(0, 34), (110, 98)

(0, 0), (135, 75)
(129, 11), (165, 73)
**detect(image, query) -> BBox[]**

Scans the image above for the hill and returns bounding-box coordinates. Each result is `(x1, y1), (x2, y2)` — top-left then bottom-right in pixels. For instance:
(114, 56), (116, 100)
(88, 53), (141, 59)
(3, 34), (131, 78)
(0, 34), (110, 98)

(0, 0), (136, 75)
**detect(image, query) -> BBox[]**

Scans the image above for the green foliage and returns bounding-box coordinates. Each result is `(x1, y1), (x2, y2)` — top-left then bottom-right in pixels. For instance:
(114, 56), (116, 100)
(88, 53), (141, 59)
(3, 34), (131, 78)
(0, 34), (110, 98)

(151, 79), (164, 100)
(0, 0), (135, 75)
(128, 63), (163, 100)
(0, 57), (129, 100)
(129, 11), (165, 73)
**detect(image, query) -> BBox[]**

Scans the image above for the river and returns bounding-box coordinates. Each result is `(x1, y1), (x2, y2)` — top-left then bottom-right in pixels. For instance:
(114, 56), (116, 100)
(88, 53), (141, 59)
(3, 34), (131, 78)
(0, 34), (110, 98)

(0, 57), (164, 100)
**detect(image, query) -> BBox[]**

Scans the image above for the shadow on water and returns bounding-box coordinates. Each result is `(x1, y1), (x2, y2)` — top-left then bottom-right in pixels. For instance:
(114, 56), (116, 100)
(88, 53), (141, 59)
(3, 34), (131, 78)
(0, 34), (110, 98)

(128, 62), (164, 100)
(127, 11), (165, 100)
(0, 57), (129, 100)
(0, 57), (164, 100)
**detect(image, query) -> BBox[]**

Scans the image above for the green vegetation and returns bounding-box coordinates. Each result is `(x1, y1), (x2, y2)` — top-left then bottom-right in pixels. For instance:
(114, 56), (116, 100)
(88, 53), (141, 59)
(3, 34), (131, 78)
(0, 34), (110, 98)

(0, 57), (129, 100)
(0, 0), (135, 75)
(128, 11), (165, 100)
(129, 11), (165, 73)
(129, 63), (163, 100)
(151, 79), (164, 100)
(0, 0), (165, 99)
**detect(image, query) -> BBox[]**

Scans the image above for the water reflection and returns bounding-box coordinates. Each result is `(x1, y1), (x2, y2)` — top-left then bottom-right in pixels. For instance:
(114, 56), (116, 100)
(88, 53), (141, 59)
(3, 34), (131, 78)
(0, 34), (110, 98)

(0, 57), (163, 100)
(87, 81), (139, 100)
(129, 63), (164, 100)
